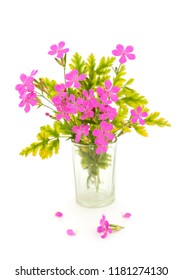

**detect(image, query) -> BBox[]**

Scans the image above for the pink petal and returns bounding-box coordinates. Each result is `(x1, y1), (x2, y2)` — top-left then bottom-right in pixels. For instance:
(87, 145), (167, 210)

(74, 81), (81, 88)
(106, 133), (114, 141)
(24, 103), (30, 113)
(20, 74), (27, 83)
(50, 44), (58, 51)
(125, 45), (134, 53)
(130, 109), (137, 116)
(78, 73), (86, 81)
(101, 232), (107, 238)
(57, 51), (65, 58)
(92, 129), (100, 136)
(111, 86), (120, 93)
(141, 111), (148, 117)
(65, 81), (73, 88)
(96, 86), (104, 95)
(66, 229), (76, 236)
(110, 95), (118, 102)
(55, 211), (63, 217)
(116, 44), (124, 52)
(29, 99), (37, 106)
(19, 100), (25, 107)
(126, 53), (136, 60)
(58, 41), (65, 49)
(123, 212), (131, 218)
(131, 116), (138, 123)
(48, 50), (57, 55)
(71, 69), (78, 76)
(31, 69), (38, 76)
(63, 48), (69, 53)
(136, 106), (142, 114)
(105, 80), (112, 89)
(119, 55), (127, 64)
(112, 49), (121, 56)
(97, 226), (104, 233)
(139, 118), (145, 125)
(107, 228), (112, 234)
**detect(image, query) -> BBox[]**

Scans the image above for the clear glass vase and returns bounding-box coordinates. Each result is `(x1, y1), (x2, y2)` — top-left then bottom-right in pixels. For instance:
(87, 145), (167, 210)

(72, 140), (117, 208)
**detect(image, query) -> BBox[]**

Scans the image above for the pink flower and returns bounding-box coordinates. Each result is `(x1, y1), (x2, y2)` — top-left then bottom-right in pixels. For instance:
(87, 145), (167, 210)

(48, 41), (69, 58)
(80, 105), (94, 120)
(72, 124), (90, 143)
(93, 121), (114, 154)
(52, 85), (68, 106)
(99, 104), (117, 121)
(67, 94), (84, 114)
(93, 121), (114, 142)
(97, 80), (120, 102)
(131, 106), (148, 125)
(54, 83), (66, 94)
(15, 70), (38, 96)
(82, 89), (99, 108)
(95, 138), (108, 154)
(19, 91), (37, 113)
(112, 44), (136, 64)
(97, 215), (112, 238)
(55, 109), (70, 122)
(52, 90), (74, 121)
(65, 69), (86, 89)
(53, 97), (70, 121)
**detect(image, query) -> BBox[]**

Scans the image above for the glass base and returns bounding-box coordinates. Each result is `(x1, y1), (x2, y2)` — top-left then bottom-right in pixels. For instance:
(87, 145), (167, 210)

(76, 192), (115, 208)
(72, 140), (117, 208)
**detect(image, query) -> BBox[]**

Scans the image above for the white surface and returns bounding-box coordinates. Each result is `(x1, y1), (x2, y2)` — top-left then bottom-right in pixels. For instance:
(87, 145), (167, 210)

(0, 0), (182, 279)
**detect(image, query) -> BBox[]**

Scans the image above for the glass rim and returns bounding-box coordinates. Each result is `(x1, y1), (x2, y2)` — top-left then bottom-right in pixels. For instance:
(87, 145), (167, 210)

(71, 137), (117, 148)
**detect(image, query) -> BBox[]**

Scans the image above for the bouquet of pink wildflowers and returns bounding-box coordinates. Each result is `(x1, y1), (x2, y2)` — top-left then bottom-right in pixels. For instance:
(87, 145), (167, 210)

(16, 41), (170, 160)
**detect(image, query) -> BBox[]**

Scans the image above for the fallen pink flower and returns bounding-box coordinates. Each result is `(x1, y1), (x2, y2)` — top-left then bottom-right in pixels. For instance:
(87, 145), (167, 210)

(55, 212), (63, 217)
(97, 215), (112, 238)
(97, 215), (124, 238)
(66, 229), (76, 236)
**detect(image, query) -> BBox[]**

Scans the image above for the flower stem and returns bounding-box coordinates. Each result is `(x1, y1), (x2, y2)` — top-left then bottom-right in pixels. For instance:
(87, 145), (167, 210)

(110, 224), (124, 231)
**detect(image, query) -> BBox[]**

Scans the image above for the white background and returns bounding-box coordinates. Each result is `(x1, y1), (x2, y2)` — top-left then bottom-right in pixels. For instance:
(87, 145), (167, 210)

(0, 0), (182, 279)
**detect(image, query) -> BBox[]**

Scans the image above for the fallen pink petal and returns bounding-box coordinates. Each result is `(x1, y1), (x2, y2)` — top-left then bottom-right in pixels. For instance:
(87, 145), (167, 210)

(123, 212), (132, 218)
(55, 211), (63, 217)
(66, 229), (76, 236)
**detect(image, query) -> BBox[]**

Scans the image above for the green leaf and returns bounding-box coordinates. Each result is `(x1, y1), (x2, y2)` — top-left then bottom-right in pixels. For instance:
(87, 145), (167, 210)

(20, 139), (60, 159)
(82, 53), (97, 89)
(113, 64), (126, 87)
(95, 74), (110, 86)
(145, 112), (171, 127)
(125, 78), (135, 86)
(112, 105), (128, 127)
(96, 56), (116, 75)
(120, 86), (148, 107)
(69, 52), (87, 74)
(132, 124), (148, 137)
(86, 53), (96, 73)
(19, 121), (73, 159)
(57, 120), (73, 135)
